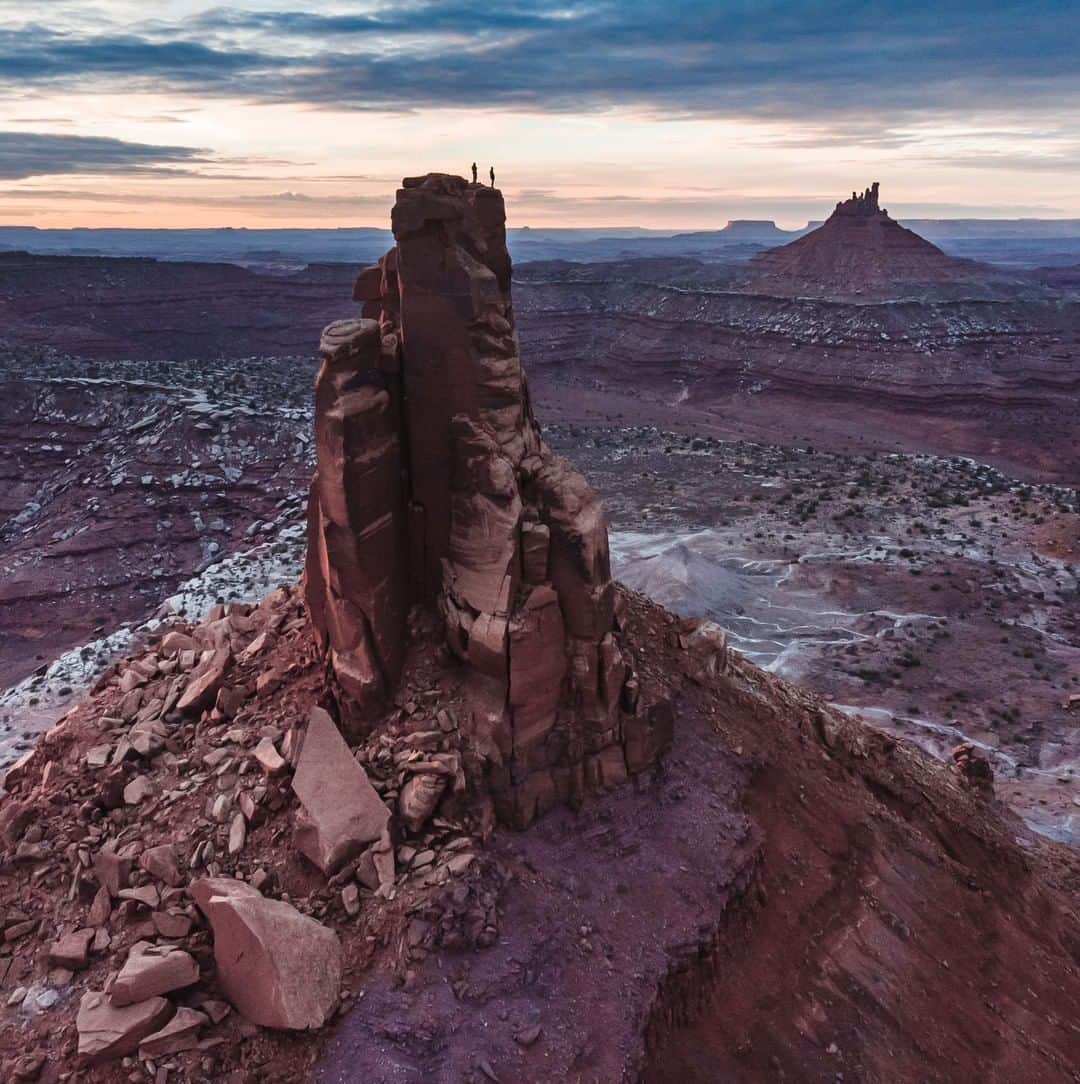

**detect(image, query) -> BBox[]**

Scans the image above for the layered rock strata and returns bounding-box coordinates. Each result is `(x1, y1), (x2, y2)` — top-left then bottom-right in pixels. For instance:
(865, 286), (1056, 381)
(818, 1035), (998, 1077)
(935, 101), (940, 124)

(305, 174), (672, 825)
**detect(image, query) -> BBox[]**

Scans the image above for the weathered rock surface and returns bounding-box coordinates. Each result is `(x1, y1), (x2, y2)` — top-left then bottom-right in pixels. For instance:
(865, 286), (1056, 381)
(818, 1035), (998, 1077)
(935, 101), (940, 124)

(138, 1006), (207, 1057)
(190, 876), (342, 1030)
(75, 991), (172, 1064)
(306, 173), (672, 825)
(304, 318), (409, 716)
(291, 705), (390, 873)
(110, 941), (199, 1006)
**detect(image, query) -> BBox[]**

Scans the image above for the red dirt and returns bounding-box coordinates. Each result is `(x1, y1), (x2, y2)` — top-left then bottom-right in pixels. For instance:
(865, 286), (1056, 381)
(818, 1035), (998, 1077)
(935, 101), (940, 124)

(1, 584), (1078, 1082)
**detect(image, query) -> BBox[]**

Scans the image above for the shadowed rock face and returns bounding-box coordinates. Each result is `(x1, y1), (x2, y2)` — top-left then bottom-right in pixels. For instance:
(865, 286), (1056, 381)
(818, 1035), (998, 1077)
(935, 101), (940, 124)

(304, 318), (410, 712)
(305, 174), (675, 826)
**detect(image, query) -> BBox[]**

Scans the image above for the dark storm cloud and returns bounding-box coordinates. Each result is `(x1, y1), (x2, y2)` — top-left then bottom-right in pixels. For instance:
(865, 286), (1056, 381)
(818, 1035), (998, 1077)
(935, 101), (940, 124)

(0, 26), (262, 85)
(0, 131), (210, 179)
(2, 2), (1079, 120)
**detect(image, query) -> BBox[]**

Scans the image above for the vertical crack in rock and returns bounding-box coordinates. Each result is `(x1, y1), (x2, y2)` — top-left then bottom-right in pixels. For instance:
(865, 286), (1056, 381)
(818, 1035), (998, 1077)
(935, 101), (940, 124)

(306, 173), (674, 825)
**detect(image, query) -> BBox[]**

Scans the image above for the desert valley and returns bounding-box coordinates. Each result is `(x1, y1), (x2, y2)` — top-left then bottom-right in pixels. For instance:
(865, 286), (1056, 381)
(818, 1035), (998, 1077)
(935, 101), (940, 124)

(0, 173), (1077, 1082)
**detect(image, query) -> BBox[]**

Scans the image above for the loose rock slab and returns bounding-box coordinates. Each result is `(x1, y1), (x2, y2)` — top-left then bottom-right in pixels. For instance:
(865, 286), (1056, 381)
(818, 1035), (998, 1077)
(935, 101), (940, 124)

(176, 649), (231, 715)
(190, 876), (341, 1030)
(110, 941), (199, 1005)
(47, 928), (94, 971)
(139, 1006), (208, 1057)
(291, 707), (389, 873)
(76, 991), (172, 1063)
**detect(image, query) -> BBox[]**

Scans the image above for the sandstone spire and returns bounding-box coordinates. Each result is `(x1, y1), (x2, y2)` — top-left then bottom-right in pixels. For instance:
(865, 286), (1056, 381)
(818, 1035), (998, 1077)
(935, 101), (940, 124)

(305, 173), (672, 826)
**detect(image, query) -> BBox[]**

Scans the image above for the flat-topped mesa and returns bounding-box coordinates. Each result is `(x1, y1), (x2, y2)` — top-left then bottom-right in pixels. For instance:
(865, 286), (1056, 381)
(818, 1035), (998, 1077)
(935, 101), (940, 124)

(306, 173), (674, 826)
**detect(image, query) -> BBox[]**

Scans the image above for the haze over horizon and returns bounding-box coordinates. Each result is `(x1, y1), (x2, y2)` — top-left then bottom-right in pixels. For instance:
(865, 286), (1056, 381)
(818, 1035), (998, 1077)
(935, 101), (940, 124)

(1, 1), (1079, 229)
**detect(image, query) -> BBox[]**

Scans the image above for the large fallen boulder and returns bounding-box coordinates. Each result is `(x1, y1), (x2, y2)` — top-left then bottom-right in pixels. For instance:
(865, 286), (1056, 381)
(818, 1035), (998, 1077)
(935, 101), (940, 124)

(190, 876), (341, 1030)
(291, 706), (390, 874)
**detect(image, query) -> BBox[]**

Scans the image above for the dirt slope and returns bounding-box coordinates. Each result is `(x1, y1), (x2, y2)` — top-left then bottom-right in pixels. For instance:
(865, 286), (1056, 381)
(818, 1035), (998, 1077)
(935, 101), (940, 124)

(0, 585), (1077, 1082)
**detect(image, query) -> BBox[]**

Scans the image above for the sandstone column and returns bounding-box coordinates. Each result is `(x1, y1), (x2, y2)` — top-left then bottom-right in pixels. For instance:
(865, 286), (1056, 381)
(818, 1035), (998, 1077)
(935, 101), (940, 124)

(308, 173), (673, 823)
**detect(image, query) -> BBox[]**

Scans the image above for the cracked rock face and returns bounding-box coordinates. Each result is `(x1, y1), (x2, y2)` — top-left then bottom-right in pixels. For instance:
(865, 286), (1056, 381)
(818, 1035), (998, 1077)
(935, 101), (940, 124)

(305, 173), (673, 826)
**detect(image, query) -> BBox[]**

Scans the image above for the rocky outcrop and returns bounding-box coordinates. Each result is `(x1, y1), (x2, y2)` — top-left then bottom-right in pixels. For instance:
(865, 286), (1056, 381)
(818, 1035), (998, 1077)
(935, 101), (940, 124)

(306, 173), (672, 825)
(836, 181), (882, 216)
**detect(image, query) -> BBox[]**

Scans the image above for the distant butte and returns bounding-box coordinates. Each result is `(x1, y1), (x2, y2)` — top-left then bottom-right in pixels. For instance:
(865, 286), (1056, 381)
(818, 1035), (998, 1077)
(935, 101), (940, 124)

(748, 181), (989, 299)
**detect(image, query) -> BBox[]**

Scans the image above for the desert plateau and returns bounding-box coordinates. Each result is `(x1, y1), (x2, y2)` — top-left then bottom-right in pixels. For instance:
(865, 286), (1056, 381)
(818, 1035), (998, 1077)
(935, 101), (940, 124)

(1, 3), (1079, 1082)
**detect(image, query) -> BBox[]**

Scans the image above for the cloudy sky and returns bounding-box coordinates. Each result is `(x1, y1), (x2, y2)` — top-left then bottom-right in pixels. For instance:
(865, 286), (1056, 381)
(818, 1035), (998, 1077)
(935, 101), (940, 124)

(1, 1), (1078, 228)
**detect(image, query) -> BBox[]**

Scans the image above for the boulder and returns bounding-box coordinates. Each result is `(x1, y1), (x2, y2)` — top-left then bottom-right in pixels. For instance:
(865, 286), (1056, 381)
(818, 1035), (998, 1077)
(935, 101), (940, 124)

(252, 736), (286, 776)
(47, 928), (94, 971)
(139, 843), (182, 887)
(128, 718), (168, 758)
(160, 631), (196, 656)
(117, 884), (159, 909)
(291, 707), (390, 874)
(152, 911), (192, 939)
(681, 618), (730, 684)
(93, 846), (131, 897)
(109, 941), (199, 1006)
(190, 877), (341, 1030)
(123, 774), (156, 805)
(176, 649), (231, 715)
(87, 884), (111, 926)
(76, 991), (172, 1064)
(138, 1006), (207, 1057)
(399, 773), (446, 833)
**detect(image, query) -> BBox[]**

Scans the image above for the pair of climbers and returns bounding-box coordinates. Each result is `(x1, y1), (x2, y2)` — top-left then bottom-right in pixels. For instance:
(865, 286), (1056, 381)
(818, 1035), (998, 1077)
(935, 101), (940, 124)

(471, 162), (495, 187)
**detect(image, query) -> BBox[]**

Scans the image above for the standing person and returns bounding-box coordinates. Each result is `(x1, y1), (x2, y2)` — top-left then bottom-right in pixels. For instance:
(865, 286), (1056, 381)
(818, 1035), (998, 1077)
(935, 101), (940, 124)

(471, 162), (477, 183)
(489, 166), (496, 187)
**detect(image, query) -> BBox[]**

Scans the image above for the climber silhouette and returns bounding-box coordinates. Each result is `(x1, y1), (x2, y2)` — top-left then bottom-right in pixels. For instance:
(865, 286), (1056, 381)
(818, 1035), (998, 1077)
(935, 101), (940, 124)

(489, 166), (495, 188)
(471, 162), (477, 183)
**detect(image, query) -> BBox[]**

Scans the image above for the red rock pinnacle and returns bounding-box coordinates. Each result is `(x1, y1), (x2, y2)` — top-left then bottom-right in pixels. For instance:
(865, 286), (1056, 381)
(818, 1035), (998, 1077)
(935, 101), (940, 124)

(305, 173), (672, 826)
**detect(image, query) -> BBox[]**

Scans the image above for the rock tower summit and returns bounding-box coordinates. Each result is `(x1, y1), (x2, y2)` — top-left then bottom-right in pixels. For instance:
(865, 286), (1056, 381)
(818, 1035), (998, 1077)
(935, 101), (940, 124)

(835, 180), (883, 216)
(304, 173), (673, 826)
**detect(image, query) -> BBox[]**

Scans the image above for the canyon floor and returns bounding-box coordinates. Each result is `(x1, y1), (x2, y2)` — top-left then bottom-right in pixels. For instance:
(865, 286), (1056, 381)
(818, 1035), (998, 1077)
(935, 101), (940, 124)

(3, 340), (1076, 843)
(544, 422), (1080, 843)
(2, 358), (1077, 845)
